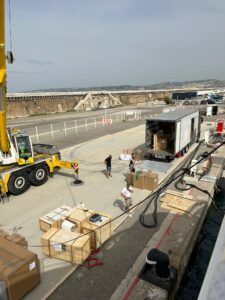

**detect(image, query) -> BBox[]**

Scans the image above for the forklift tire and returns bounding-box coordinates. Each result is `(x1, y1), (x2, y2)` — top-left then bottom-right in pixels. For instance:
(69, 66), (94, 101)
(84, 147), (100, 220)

(28, 164), (49, 186)
(8, 172), (30, 195)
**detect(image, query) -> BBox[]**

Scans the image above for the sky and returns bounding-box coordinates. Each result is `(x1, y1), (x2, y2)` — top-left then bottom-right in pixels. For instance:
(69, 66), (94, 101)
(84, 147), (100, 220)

(4, 0), (225, 92)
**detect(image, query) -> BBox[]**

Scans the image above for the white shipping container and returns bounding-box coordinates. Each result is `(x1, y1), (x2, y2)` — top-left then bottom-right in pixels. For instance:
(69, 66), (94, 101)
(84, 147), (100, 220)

(146, 108), (200, 160)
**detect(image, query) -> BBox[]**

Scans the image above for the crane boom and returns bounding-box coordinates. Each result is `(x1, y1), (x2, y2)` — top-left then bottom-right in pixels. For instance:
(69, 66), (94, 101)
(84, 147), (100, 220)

(0, 0), (9, 153)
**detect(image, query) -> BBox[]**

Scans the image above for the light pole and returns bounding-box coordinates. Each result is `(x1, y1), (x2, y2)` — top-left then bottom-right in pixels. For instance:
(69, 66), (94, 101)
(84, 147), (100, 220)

(169, 75), (175, 101)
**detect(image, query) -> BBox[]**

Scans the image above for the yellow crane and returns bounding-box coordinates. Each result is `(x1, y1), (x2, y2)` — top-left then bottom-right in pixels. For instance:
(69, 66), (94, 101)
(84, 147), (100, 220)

(0, 0), (78, 196)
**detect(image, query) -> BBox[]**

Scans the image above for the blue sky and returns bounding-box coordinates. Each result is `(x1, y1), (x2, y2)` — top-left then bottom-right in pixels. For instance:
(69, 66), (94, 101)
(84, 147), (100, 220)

(4, 0), (225, 92)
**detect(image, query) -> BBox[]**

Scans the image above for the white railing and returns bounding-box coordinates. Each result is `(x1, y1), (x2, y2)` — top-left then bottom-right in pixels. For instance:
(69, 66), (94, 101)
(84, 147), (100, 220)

(29, 109), (142, 142)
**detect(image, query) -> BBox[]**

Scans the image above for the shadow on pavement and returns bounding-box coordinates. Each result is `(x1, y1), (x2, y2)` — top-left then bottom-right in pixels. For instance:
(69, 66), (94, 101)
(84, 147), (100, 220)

(113, 199), (126, 212)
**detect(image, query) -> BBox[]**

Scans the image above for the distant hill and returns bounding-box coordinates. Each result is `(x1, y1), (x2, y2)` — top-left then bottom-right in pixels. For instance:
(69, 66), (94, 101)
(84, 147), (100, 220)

(30, 79), (225, 93)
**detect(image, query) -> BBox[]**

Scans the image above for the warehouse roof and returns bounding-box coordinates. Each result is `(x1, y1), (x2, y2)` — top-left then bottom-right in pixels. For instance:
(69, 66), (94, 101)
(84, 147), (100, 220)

(146, 108), (199, 122)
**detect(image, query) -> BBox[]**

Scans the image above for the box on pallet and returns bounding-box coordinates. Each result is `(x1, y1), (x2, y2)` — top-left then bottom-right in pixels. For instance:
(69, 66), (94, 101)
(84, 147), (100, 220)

(144, 172), (159, 191)
(133, 173), (145, 189)
(41, 228), (91, 265)
(127, 172), (135, 185)
(0, 237), (40, 300)
(158, 139), (167, 151)
(82, 212), (112, 250)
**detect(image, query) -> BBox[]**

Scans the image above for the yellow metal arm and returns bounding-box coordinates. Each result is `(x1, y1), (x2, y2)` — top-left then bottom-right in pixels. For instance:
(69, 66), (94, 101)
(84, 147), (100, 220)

(0, 0), (9, 153)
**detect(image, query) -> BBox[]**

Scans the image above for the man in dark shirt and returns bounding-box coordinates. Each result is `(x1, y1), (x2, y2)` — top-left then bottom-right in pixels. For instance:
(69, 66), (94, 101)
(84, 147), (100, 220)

(104, 154), (112, 178)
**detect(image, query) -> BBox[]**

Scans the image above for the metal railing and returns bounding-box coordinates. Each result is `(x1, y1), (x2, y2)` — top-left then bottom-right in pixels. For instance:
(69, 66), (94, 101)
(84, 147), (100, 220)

(28, 109), (143, 142)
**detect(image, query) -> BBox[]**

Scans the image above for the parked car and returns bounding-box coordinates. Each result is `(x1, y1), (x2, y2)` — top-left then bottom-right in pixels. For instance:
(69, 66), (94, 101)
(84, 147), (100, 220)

(191, 101), (198, 105)
(200, 100), (207, 105)
(207, 100), (216, 104)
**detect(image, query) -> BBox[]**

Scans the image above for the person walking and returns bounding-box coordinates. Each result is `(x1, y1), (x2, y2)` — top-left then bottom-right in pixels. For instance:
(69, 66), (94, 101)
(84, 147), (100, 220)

(121, 183), (133, 217)
(71, 160), (79, 183)
(104, 154), (112, 178)
(129, 159), (135, 172)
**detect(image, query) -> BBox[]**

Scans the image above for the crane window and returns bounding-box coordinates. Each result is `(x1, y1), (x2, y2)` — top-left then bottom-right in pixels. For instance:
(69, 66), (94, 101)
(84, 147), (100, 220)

(16, 136), (32, 159)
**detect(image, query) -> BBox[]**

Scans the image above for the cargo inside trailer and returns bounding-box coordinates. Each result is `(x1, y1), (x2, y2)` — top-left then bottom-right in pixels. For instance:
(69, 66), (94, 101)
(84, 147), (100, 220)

(146, 121), (176, 155)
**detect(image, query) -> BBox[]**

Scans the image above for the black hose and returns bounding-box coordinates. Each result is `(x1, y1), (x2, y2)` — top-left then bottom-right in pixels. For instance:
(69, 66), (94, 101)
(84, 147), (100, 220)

(140, 141), (203, 228)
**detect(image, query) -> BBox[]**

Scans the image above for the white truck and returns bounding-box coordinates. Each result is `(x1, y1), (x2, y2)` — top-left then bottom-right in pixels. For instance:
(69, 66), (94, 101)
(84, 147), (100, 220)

(145, 108), (200, 162)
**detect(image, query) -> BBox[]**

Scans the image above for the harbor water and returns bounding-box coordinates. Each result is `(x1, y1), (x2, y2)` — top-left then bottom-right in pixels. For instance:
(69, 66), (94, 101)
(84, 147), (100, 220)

(175, 192), (225, 300)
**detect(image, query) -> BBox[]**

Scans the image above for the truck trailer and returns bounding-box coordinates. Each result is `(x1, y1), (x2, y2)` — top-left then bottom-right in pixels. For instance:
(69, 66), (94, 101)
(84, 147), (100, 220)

(145, 108), (200, 162)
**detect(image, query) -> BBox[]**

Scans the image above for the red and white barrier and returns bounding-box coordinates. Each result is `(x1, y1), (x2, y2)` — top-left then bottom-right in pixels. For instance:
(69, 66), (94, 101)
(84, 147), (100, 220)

(102, 118), (112, 125)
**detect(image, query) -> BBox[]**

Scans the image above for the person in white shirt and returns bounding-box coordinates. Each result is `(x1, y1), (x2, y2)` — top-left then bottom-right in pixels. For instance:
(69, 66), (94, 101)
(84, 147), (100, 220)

(121, 183), (134, 216)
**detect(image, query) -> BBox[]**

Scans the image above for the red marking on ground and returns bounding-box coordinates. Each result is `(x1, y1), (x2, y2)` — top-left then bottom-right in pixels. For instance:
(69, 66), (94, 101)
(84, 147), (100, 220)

(123, 213), (180, 299)
(123, 277), (140, 300)
(155, 213), (180, 248)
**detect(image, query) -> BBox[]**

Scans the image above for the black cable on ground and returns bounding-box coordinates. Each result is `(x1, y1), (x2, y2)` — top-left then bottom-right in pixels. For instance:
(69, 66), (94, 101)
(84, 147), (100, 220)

(25, 140), (225, 248)
(140, 141), (203, 228)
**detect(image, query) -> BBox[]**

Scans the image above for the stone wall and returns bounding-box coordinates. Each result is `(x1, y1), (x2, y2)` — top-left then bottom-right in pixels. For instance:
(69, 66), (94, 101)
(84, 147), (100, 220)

(6, 91), (168, 118)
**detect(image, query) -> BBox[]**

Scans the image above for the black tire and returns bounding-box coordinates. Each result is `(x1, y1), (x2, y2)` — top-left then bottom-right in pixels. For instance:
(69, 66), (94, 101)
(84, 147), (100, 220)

(28, 164), (49, 186)
(8, 172), (30, 195)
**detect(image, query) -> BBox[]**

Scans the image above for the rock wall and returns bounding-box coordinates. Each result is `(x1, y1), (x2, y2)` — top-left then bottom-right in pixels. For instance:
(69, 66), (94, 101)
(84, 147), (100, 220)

(6, 91), (168, 118)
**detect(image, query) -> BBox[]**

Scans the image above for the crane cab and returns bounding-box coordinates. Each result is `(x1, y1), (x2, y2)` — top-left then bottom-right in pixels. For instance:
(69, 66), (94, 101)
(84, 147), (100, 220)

(10, 129), (34, 165)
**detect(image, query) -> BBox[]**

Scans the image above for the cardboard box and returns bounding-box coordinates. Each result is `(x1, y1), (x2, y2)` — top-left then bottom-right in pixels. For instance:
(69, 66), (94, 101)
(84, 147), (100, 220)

(133, 152), (141, 161)
(158, 139), (167, 151)
(133, 173), (145, 189)
(127, 172), (135, 185)
(0, 237), (40, 300)
(6, 233), (28, 248)
(82, 212), (112, 249)
(0, 229), (9, 238)
(41, 229), (91, 264)
(144, 172), (159, 191)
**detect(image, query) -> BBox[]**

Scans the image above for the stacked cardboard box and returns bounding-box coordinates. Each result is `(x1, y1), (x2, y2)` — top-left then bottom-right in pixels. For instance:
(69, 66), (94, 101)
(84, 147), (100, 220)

(127, 172), (135, 185)
(132, 171), (158, 191)
(133, 149), (142, 161)
(82, 212), (112, 249)
(0, 237), (40, 300)
(133, 172), (145, 189)
(123, 149), (133, 155)
(144, 172), (159, 191)
(158, 139), (167, 150)
(39, 205), (75, 232)
(41, 228), (91, 265)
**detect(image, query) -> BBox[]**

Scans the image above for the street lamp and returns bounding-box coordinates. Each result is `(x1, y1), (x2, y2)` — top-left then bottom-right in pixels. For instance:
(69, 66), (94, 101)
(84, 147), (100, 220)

(169, 75), (175, 101)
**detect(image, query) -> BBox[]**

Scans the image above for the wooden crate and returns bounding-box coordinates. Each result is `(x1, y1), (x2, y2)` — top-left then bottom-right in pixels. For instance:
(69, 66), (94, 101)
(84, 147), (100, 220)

(54, 205), (75, 217)
(41, 228), (58, 256)
(82, 212), (112, 249)
(49, 229), (77, 262)
(67, 208), (94, 227)
(39, 205), (74, 232)
(41, 228), (91, 264)
(39, 214), (62, 232)
(71, 235), (91, 265)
